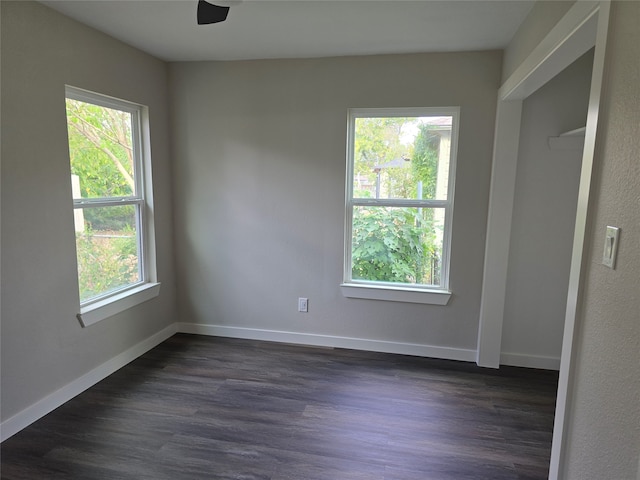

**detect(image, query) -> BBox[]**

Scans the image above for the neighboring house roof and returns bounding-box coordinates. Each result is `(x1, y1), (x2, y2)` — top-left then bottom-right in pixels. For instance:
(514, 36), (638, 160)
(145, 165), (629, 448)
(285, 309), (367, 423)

(374, 157), (411, 170)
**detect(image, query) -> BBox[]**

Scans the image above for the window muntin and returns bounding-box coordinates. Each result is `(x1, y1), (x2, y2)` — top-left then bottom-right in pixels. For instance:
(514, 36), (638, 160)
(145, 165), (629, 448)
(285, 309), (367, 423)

(345, 108), (459, 291)
(65, 87), (149, 305)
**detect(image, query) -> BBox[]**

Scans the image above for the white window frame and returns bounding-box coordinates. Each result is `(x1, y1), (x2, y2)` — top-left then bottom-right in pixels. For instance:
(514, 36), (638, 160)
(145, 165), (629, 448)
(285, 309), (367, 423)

(341, 107), (459, 305)
(66, 86), (160, 326)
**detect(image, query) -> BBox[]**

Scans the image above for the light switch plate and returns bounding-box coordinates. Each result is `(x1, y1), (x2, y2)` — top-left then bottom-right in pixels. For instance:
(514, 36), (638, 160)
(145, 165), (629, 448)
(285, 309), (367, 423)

(602, 226), (620, 269)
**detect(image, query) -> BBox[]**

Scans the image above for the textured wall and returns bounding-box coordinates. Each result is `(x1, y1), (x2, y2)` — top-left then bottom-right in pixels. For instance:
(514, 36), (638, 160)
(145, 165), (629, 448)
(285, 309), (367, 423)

(563, 1), (640, 478)
(1, 2), (176, 421)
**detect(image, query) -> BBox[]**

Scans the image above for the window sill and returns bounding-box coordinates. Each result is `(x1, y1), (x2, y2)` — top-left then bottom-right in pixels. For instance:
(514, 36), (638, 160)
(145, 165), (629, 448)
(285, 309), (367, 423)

(340, 283), (451, 305)
(77, 282), (161, 327)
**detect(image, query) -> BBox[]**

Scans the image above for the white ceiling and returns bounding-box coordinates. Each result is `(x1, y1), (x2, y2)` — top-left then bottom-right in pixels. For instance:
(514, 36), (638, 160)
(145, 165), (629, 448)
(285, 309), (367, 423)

(40, 0), (535, 62)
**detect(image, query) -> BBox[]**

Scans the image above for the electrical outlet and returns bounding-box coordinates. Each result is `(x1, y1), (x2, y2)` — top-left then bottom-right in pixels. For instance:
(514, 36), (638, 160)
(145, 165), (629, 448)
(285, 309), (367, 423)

(298, 297), (308, 313)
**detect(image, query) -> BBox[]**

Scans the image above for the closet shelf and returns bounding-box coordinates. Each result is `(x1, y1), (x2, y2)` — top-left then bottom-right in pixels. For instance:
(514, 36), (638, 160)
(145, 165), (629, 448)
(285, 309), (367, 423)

(548, 126), (586, 150)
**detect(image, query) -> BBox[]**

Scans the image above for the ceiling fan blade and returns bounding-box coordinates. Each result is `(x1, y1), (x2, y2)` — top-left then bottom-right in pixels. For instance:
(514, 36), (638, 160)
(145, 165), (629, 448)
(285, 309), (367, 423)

(197, 0), (230, 25)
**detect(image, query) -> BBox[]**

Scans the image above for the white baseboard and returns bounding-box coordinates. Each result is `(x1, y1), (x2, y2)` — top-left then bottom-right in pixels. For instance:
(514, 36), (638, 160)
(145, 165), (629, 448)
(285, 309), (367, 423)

(175, 323), (478, 363)
(500, 352), (560, 370)
(1, 320), (559, 442)
(0, 323), (178, 442)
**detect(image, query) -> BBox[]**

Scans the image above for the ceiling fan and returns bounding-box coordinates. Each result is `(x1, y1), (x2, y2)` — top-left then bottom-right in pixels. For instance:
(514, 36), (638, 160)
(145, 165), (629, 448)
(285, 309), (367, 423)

(197, 0), (240, 25)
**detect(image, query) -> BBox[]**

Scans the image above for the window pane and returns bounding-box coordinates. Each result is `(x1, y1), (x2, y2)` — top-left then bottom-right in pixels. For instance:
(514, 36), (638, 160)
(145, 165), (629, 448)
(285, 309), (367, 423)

(353, 116), (452, 200)
(74, 204), (141, 302)
(351, 206), (444, 286)
(66, 98), (135, 199)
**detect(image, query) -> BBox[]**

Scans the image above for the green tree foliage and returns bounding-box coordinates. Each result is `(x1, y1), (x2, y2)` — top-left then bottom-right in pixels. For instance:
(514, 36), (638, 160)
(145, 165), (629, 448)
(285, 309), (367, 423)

(353, 117), (416, 198)
(66, 99), (134, 198)
(351, 117), (443, 285)
(352, 207), (419, 283)
(410, 124), (440, 199)
(352, 207), (439, 285)
(76, 226), (138, 302)
(66, 99), (140, 300)
(354, 117), (408, 173)
(66, 99), (135, 230)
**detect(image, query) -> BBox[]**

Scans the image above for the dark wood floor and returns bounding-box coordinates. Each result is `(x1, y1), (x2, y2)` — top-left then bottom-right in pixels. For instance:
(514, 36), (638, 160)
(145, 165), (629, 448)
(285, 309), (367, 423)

(1, 334), (558, 480)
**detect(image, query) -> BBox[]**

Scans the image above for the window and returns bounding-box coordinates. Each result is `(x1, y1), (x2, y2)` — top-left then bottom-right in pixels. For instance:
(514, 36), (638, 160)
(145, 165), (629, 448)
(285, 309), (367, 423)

(342, 107), (459, 305)
(65, 86), (159, 326)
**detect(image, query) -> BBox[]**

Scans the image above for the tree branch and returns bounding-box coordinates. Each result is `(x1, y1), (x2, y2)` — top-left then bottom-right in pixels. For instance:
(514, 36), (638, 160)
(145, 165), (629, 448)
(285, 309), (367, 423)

(68, 116), (135, 191)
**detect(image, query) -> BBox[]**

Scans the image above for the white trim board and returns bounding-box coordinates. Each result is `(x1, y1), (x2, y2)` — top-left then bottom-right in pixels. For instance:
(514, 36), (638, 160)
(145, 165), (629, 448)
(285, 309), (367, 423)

(176, 323), (477, 363)
(550, 2), (610, 478)
(500, 1), (600, 101)
(0, 324), (177, 442)
(474, 1), (610, 478)
(0, 323), (558, 443)
(477, 0), (602, 370)
(476, 99), (523, 368)
(175, 323), (556, 369)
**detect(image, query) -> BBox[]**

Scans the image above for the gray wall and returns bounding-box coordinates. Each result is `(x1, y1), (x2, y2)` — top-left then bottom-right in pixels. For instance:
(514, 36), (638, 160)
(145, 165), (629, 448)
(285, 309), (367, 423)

(169, 52), (501, 353)
(1, 1), (639, 473)
(563, 1), (640, 477)
(0, 2), (176, 421)
(501, 50), (593, 365)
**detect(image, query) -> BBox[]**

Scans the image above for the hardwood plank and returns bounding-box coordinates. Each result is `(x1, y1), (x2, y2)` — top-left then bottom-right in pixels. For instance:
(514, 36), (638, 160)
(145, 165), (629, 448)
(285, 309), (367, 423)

(1, 334), (558, 479)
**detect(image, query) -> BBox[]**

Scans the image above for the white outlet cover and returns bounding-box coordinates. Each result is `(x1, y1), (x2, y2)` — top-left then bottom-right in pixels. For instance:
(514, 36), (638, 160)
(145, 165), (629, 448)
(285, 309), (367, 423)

(298, 297), (308, 313)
